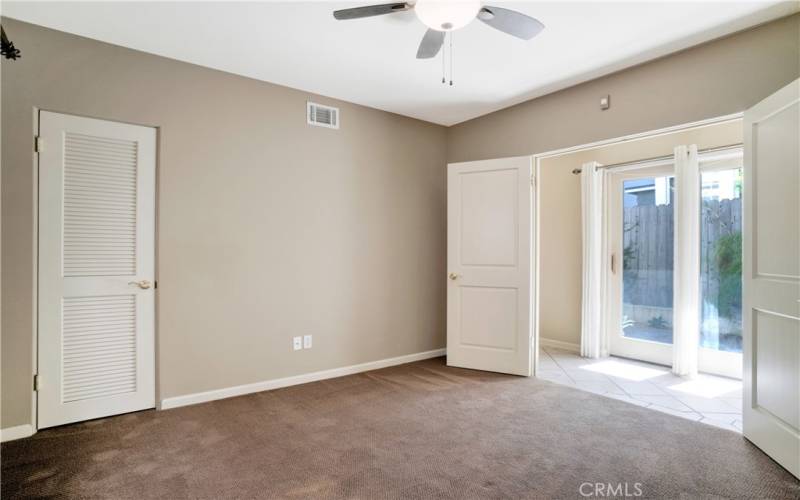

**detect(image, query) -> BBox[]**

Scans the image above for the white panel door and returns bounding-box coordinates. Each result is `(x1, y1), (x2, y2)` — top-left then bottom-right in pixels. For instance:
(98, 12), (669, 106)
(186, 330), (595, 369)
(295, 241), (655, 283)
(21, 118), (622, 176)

(743, 79), (799, 479)
(38, 111), (156, 429)
(447, 156), (533, 376)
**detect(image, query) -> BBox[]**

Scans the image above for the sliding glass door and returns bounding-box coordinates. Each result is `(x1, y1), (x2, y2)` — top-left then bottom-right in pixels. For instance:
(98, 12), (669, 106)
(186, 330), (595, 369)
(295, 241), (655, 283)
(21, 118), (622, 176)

(605, 151), (743, 378)
(697, 159), (743, 378)
(607, 162), (675, 366)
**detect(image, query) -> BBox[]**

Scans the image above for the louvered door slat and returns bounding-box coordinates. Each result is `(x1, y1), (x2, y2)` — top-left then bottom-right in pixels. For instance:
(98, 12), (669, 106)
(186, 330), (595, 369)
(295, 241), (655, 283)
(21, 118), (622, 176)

(63, 131), (137, 278)
(62, 296), (137, 403)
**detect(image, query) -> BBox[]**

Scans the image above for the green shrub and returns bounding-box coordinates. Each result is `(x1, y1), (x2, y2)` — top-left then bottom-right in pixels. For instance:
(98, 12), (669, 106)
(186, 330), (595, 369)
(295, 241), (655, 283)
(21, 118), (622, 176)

(648, 315), (669, 329)
(714, 232), (742, 318)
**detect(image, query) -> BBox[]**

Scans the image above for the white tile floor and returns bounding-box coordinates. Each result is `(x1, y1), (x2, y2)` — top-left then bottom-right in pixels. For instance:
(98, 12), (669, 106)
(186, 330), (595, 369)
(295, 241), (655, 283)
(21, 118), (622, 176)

(538, 347), (743, 432)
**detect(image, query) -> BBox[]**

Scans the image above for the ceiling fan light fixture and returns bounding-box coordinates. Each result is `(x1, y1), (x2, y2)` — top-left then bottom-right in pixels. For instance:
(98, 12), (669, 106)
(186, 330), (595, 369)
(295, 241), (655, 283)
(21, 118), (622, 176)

(414, 0), (481, 32)
(477, 8), (494, 21)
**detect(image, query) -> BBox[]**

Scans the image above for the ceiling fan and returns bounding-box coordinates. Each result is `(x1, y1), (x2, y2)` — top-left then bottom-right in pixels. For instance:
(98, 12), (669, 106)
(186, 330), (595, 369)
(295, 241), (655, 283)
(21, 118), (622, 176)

(333, 0), (545, 59)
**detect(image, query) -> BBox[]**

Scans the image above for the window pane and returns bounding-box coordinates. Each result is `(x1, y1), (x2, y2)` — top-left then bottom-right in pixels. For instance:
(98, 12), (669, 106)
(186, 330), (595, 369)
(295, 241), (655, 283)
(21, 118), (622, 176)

(700, 168), (742, 353)
(622, 176), (674, 344)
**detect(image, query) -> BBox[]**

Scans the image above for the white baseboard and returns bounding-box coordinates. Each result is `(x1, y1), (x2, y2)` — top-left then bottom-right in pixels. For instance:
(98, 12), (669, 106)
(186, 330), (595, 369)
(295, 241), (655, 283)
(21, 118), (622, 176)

(160, 348), (447, 410)
(539, 338), (580, 353)
(1, 424), (35, 442)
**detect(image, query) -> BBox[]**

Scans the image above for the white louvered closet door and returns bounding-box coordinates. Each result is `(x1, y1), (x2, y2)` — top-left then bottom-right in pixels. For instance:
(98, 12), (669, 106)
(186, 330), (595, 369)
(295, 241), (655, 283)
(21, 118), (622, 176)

(38, 111), (156, 429)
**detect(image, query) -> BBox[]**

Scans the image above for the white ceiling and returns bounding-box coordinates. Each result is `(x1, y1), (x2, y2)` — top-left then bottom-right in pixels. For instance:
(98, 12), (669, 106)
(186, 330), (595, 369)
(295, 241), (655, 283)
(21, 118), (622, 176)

(4, 1), (798, 125)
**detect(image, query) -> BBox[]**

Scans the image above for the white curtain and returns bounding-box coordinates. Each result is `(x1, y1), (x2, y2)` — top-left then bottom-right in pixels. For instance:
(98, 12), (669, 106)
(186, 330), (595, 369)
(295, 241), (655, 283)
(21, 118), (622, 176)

(580, 162), (606, 359)
(672, 145), (700, 377)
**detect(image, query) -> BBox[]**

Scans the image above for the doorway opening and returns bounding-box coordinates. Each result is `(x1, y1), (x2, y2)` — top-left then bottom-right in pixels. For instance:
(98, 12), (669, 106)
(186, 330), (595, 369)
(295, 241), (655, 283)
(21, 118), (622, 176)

(532, 114), (744, 430)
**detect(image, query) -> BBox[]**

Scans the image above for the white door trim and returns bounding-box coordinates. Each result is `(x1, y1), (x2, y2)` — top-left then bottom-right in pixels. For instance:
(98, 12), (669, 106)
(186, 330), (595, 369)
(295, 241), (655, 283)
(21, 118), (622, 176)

(29, 108), (42, 436)
(531, 113), (743, 165)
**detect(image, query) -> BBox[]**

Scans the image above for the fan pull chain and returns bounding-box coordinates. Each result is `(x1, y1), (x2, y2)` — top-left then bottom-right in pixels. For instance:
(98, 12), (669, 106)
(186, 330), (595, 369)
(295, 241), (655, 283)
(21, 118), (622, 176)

(449, 31), (454, 86)
(441, 33), (446, 84)
(439, 32), (454, 87)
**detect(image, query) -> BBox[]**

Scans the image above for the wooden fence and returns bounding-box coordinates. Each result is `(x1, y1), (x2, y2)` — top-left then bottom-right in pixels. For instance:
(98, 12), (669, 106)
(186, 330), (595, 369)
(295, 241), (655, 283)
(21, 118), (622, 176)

(622, 198), (742, 310)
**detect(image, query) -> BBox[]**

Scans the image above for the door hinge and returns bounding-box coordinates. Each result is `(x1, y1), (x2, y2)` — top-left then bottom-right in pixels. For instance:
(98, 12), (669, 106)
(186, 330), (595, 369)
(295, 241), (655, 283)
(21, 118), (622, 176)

(34, 136), (42, 153)
(33, 374), (40, 391)
(531, 175), (536, 188)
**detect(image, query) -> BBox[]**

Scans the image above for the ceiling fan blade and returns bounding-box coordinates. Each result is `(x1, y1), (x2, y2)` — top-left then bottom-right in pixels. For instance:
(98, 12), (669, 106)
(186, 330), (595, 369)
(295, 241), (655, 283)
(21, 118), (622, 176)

(416, 29), (445, 59)
(478, 6), (545, 40)
(333, 3), (410, 20)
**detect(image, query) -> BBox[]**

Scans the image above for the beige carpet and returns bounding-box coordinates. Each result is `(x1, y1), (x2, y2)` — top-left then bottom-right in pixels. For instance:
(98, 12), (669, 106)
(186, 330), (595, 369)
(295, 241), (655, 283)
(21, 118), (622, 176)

(2, 357), (798, 499)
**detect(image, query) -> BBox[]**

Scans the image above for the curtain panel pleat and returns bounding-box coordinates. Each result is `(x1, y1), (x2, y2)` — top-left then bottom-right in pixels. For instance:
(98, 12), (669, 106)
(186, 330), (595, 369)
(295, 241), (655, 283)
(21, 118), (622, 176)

(672, 145), (701, 377)
(580, 162), (606, 359)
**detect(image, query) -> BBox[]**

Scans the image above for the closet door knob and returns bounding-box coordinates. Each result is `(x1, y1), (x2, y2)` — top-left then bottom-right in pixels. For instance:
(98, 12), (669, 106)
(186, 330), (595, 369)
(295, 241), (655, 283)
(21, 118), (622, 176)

(448, 273), (460, 281)
(128, 280), (152, 289)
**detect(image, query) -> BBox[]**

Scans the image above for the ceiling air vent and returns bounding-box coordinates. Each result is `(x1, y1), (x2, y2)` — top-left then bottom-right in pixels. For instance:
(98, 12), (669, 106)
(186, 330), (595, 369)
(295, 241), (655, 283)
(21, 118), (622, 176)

(307, 102), (339, 129)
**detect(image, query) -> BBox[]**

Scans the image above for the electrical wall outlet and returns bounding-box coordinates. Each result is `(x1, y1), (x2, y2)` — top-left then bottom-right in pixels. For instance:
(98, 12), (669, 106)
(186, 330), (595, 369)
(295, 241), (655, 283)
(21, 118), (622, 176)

(293, 336), (302, 351)
(303, 335), (312, 349)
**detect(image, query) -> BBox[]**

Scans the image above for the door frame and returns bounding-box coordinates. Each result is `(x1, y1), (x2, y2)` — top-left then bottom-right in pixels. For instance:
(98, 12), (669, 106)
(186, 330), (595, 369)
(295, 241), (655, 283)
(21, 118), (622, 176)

(530, 112), (743, 373)
(31, 108), (160, 434)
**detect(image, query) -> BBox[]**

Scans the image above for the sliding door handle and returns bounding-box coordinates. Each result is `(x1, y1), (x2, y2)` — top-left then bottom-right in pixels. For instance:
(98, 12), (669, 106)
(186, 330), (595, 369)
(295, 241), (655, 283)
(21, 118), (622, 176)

(610, 253), (617, 274)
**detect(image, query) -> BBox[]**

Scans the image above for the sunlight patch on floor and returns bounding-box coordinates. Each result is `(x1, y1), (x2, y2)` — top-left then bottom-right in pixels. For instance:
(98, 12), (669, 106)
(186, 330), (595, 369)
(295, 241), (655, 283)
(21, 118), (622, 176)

(578, 359), (669, 382)
(666, 377), (742, 399)
(540, 347), (742, 432)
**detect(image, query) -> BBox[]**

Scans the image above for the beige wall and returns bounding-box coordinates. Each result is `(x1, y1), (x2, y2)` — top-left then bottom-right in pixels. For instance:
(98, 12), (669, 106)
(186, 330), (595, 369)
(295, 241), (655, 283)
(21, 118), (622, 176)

(447, 14), (800, 163)
(538, 121), (743, 347)
(1, 19), (448, 428)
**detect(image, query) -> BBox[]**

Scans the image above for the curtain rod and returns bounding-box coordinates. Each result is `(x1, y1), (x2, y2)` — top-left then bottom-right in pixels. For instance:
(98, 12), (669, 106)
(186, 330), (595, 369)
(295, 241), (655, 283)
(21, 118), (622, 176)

(570, 143), (743, 175)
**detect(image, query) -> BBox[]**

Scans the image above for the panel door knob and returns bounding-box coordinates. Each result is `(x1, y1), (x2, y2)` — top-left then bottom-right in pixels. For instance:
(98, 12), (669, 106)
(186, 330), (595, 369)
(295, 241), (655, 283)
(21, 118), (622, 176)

(128, 280), (152, 289)
(448, 273), (460, 281)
